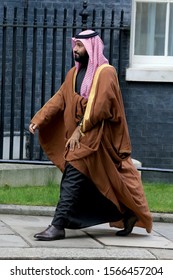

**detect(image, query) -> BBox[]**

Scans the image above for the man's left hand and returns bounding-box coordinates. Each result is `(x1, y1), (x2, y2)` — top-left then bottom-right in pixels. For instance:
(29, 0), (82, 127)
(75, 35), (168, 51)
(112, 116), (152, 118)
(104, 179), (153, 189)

(65, 126), (81, 151)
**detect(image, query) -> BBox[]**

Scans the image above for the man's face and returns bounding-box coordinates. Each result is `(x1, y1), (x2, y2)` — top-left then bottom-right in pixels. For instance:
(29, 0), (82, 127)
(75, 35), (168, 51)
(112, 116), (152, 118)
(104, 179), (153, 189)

(73, 41), (88, 64)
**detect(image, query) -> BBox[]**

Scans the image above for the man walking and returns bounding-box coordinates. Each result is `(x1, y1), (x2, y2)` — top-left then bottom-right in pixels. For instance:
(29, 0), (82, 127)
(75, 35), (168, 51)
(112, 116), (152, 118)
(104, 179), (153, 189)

(29, 30), (152, 240)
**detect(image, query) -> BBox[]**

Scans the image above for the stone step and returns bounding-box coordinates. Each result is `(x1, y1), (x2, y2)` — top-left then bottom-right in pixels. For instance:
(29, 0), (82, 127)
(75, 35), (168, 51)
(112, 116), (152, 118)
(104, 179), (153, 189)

(0, 164), (62, 187)
(0, 159), (141, 187)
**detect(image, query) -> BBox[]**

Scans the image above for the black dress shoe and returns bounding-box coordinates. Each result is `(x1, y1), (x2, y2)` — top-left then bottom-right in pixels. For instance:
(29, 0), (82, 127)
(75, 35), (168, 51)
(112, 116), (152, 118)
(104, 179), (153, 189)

(34, 225), (65, 241)
(116, 215), (138, 236)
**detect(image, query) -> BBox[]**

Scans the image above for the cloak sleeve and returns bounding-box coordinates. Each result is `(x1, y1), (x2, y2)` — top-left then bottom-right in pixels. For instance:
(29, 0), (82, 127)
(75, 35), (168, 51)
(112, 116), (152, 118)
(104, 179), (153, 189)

(30, 84), (66, 171)
(31, 84), (65, 128)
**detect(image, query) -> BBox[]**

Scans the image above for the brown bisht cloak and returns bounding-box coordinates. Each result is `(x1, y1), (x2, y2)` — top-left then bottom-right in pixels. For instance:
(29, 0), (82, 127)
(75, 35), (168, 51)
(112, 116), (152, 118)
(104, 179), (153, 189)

(31, 64), (152, 233)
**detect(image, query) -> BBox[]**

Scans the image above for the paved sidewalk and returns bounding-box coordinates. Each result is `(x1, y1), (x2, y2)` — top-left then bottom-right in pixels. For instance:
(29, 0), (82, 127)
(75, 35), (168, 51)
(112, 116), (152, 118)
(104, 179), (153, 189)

(0, 205), (173, 260)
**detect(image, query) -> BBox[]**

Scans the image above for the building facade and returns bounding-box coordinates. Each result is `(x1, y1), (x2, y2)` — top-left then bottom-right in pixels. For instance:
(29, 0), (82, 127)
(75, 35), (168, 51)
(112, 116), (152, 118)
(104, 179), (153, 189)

(0, 0), (173, 181)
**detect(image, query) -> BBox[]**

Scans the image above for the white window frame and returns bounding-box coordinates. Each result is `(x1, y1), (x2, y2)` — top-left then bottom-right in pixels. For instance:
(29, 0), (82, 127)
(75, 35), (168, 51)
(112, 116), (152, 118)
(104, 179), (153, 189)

(126, 0), (173, 82)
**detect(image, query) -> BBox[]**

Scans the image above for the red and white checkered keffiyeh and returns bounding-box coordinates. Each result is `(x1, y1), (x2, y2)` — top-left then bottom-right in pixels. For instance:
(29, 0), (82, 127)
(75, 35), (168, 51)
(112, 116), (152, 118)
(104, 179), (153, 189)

(72, 30), (109, 100)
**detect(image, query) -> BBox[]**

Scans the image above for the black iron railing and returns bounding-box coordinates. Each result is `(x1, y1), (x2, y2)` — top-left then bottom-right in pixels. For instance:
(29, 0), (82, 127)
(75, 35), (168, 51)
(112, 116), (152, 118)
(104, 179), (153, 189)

(0, 1), (129, 162)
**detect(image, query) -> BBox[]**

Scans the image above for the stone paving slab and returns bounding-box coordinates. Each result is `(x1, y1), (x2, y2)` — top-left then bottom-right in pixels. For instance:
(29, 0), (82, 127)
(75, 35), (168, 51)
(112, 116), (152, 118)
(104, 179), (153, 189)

(149, 249), (173, 260)
(153, 222), (173, 241)
(0, 221), (14, 235)
(0, 247), (156, 260)
(0, 235), (30, 248)
(84, 223), (173, 249)
(0, 214), (103, 249)
(0, 213), (173, 260)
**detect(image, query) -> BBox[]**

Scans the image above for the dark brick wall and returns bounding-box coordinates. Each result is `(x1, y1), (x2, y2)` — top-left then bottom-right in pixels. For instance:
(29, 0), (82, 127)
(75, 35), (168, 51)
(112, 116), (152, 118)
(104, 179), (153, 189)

(122, 81), (173, 182)
(1, 0), (173, 180)
(122, 82), (173, 167)
(0, 1), (132, 24)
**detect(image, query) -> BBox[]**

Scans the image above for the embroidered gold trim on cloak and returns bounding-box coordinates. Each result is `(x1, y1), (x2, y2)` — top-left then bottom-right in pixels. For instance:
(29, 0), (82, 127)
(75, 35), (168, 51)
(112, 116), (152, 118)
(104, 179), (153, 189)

(82, 64), (113, 131)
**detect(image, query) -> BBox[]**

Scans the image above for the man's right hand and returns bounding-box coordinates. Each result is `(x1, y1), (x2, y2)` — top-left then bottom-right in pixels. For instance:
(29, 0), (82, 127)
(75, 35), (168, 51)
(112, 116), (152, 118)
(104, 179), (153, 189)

(29, 123), (38, 135)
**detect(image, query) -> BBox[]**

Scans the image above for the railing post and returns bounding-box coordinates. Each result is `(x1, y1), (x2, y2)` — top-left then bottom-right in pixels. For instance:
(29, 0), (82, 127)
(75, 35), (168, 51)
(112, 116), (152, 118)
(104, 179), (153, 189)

(0, 6), (7, 159)
(29, 8), (38, 160)
(109, 9), (115, 65)
(51, 8), (57, 96)
(20, 7), (28, 160)
(79, 1), (90, 30)
(61, 8), (67, 84)
(41, 7), (48, 107)
(101, 9), (105, 41)
(118, 9), (124, 81)
(9, 7), (18, 159)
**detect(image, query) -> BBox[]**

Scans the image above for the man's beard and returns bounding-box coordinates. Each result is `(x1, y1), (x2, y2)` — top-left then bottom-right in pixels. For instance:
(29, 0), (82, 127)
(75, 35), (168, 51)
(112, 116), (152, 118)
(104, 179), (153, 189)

(74, 52), (89, 65)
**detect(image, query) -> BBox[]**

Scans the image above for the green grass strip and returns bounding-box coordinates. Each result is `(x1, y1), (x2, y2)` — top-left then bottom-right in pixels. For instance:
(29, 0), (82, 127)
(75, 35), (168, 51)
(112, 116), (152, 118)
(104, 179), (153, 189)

(144, 183), (173, 213)
(0, 183), (59, 206)
(0, 182), (173, 213)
